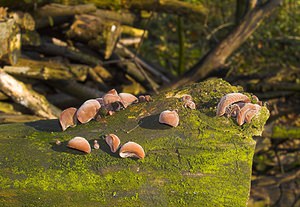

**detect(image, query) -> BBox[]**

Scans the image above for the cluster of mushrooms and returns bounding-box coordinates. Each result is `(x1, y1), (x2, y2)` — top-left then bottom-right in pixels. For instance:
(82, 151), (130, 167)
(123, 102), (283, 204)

(66, 134), (145, 159)
(59, 89), (152, 131)
(58, 90), (196, 158)
(58, 91), (260, 158)
(216, 92), (262, 125)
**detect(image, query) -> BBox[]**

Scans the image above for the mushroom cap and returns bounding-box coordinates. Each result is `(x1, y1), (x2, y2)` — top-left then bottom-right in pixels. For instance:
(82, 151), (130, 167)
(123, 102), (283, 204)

(144, 95), (152, 102)
(76, 99), (101, 124)
(67, 136), (91, 153)
(118, 93), (138, 108)
(106, 89), (118, 96)
(236, 103), (261, 125)
(59, 107), (77, 131)
(184, 100), (196, 110)
(244, 104), (261, 124)
(119, 141), (145, 159)
(94, 141), (100, 150)
(224, 102), (245, 118)
(102, 93), (122, 105)
(181, 94), (192, 102)
(159, 110), (179, 127)
(216, 93), (250, 116)
(105, 134), (121, 153)
(138, 95), (146, 102)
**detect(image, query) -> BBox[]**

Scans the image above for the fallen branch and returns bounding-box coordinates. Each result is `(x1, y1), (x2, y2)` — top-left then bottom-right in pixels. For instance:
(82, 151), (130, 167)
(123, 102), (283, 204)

(116, 43), (172, 84)
(88, 68), (109, 91)
(0, 70), (61, 118)
(111, 52), (160, 92)
(4, 58), (88, 81)
(47, 80), (104, 101)
(93, 9), (137, 25)
(36, 3), (97, 17)
(0, 113), (42, 123)
(24, 40), (103, 66)
(172, 0), (284, 88)
(89, 0), (208, 18)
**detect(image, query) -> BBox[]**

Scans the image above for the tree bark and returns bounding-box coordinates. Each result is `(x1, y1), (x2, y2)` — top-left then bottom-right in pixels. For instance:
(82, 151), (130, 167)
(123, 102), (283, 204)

(172, 0), (283, 88)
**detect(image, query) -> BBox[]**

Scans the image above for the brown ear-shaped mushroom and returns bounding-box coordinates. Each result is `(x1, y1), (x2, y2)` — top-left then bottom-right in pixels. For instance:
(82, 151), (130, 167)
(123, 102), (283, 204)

(102, 89), (122, 105)
(244, 104), (261, 124)
(118, 93), (138, 108)
(144, 95), (152, 102)
(106, 89), (118, 96)
(119, 141), (145, 159)
(67, 137), (91, 153)
(138, 95), (146, 102)
(236, 103), (261, 125)
(59, 107), (77, 131)
(76, 99), (101, 124)
(224, 102), (245, 118)
(105, 134), (121, 153)
(159, 110), (179, 127)
(216, 93), (250, 116)
(184, 100), (196, 110)
(181, 94), (192, 102)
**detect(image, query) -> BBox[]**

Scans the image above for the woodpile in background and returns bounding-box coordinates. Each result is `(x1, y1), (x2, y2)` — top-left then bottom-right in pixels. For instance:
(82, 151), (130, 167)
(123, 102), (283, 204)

(0, 3), (175, 123)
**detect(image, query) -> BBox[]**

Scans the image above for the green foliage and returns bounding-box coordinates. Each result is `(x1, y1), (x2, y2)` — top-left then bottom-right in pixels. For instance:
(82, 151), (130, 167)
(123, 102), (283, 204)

(138, 0), (299, 78)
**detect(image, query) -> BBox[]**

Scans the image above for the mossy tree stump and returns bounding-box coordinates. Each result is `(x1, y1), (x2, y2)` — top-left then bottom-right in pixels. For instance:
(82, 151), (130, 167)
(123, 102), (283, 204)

(0, 79), (269, 206)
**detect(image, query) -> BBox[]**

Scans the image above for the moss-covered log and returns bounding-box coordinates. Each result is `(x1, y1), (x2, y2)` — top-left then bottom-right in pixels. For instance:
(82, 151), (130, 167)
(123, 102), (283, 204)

(0, 79), (269, 206)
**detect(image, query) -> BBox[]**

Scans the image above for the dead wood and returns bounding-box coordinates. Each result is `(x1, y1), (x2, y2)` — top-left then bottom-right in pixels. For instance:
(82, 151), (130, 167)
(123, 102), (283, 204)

(24, 41), (103, 66)
(36, 3), (96, 17)
(0, 70), (61, 118)
(0, 113), (42, 123)
(172, 0), (284, 88)
(116, 43), (172, 84)
(0, 17), (21, 64)
(4, 58), (88, 81)
(47, 80), (104, 101)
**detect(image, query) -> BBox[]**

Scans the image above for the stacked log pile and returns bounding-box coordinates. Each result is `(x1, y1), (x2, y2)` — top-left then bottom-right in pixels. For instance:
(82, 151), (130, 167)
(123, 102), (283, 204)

(0, 3), (176, 123)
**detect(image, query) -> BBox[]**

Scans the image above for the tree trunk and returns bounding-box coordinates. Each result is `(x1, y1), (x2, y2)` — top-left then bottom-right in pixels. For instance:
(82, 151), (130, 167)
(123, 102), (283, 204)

(172, 0), (283, 88)
(0, 79), (269, 206)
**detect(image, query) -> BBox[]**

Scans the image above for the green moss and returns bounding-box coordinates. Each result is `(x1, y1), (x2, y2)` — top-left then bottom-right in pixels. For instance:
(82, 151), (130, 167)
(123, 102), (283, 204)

(0, 79), (269, 206)
(272, 125), (300, 139)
